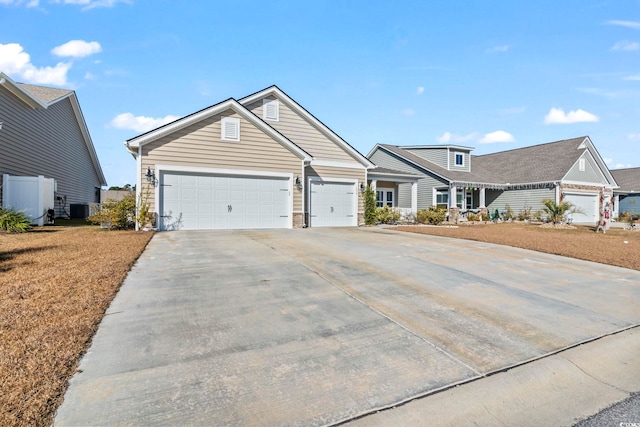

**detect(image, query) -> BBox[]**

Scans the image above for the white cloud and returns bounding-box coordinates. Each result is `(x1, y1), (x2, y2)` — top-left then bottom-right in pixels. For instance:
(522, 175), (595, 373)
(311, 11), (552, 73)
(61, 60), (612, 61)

(52, 40), (102, 58)
(605, 20), (640, 30)
(544, 108), (599, 124)
(628, 134), (640, 141)
(53, 0), (132, 10)
(416, 86), (425, 95)
(109, 113), (181, 133)
(479, 130), (515, 144)
(436, 132), (478, 144)
(0, 42), (71, 85)
(604, 157), (613, 165)
(624, 74), (640, 81)
(401, 108), (415, 116)
(611, 40), (639, 51)
(0, 0), (39, 6)
(615, 163), (633, 169)
(486, 45), (509, 53)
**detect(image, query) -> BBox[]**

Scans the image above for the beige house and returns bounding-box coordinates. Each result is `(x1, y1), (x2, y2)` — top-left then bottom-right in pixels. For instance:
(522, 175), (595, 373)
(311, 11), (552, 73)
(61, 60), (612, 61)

(125, 86), (374, 230)
(0, 72), (106, 221)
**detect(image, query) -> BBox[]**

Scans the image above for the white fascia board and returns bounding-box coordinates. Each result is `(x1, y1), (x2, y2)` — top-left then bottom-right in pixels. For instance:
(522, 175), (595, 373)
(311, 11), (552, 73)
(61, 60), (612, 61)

(309, 159), (366, 169)
(241, 86), (373, 168)
(0, 72), (46, 109)
(156, 164), (294, 179)
(401, 144), (475, 151)
(127, 99), (310, 161)
(366, 144), (383, 158)
(560, 149), (611, 187)
(68, 94), (107, 186)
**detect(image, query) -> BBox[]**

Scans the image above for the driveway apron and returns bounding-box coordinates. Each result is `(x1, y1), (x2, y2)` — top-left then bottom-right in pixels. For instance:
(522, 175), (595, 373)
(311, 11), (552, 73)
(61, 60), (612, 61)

(55, 228), (640, 426)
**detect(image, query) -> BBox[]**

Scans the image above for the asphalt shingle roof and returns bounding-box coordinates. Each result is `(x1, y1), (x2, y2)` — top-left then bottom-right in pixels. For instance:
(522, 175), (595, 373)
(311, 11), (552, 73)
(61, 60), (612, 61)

(17, 83), (73, 104)
(611, 168), (640, 193)
(379, 136), (590, 186)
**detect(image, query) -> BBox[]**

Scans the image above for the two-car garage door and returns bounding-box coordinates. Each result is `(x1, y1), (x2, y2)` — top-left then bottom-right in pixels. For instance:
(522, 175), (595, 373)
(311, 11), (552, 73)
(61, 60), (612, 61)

(160, 172), (290, 230)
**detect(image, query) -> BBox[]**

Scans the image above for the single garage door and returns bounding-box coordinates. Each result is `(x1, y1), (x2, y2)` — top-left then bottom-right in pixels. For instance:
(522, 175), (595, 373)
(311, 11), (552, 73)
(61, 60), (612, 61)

(309, 181), (356, 227)
(160, 172), (290, 230)
(564, 193), (598, 224)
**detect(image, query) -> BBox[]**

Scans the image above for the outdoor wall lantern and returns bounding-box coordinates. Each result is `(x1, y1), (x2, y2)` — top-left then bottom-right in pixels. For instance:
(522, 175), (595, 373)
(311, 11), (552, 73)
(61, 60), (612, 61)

(145, 167), (156, 183)
(360, 182), (366, 192)
(295, 175), (302, 190)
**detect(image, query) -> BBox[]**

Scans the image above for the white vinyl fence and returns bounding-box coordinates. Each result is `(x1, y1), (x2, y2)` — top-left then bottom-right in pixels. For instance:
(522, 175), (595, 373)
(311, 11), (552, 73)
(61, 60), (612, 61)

(2, 174), (56, 226)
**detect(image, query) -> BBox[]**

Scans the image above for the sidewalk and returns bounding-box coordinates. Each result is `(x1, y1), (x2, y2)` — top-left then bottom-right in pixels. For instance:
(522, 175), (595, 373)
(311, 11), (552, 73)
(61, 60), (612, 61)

(345, 327), (640, 427)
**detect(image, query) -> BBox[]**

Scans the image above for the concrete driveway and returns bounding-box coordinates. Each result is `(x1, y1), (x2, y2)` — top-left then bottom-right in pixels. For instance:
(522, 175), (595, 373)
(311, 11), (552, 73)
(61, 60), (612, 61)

(55, 227), (640, 426)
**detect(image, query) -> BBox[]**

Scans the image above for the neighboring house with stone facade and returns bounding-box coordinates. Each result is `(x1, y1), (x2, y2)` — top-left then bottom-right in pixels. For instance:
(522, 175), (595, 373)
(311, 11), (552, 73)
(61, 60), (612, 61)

(611, 167), (640, 217)
(125, 85), (373, 231)
(367, 136), (618, 225)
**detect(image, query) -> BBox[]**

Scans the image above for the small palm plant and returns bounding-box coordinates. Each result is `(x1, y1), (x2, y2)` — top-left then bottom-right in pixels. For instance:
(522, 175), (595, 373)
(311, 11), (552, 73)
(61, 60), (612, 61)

(541, 199), (580, 224)
(0, 207), (31, 232)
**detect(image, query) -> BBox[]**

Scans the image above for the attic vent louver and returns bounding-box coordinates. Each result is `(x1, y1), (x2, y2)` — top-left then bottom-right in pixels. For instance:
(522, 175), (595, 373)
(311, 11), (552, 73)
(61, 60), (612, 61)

(221, 116), (240, 141)
(263, 98), (279, 121)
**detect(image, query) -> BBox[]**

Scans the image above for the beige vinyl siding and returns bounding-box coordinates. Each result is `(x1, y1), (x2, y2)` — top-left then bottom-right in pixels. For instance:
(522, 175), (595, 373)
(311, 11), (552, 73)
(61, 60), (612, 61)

(0, 86), (103, 216)
(140, 109), (303, 212)
(246, 97), (357, 162)
(305, 165), (365, 213)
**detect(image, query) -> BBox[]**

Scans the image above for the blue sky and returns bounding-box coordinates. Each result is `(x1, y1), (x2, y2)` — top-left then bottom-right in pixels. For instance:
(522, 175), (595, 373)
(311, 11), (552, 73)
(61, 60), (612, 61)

(1, 0), (639, 186)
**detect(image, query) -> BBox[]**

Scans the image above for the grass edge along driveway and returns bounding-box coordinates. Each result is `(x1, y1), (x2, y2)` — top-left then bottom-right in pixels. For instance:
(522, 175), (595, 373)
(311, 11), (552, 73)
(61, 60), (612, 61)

(0, 225), (153, 427)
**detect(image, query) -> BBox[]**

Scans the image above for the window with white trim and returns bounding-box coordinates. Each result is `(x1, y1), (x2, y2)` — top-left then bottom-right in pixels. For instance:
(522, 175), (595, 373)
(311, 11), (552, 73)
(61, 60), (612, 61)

(376, 189), (394, 207)
(435, 190), (448, 208)
(579, 158), (586, 171)
(263, 98), (279, 121)
(454, 152), (464, 166)
(221, 116), (240, 141)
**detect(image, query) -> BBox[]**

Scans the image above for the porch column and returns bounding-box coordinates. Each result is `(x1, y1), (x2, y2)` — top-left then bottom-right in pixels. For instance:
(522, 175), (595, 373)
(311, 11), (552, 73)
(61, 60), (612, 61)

(411, 181), (418, 213)
(370, 179), (377, 192)
(449, 185), (457, 208)
(479, 186), (486, 208)
(614, 194), (620, 219)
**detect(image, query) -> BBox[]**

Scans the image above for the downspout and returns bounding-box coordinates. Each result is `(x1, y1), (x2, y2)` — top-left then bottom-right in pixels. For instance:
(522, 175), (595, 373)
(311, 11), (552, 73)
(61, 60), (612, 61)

(302, 160), (307, 227)
(136, 144), (142, 231)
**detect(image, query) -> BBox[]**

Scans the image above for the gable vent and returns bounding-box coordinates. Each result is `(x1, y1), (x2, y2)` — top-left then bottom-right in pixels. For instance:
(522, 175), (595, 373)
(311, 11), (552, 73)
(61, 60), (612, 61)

(263, 98), (279, 121)
(221, 116), (240, 141)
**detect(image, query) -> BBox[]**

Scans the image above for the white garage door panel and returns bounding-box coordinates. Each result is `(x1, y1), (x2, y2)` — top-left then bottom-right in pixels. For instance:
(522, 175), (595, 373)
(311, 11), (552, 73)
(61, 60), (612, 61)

(564, 193), (598, 224)
(160, 172), (290, 230)
(310, 181), (356, 227)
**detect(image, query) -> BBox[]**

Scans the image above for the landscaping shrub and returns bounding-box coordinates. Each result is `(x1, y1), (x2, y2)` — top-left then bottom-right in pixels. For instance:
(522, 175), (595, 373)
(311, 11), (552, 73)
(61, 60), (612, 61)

(375, 205), (401, 224)
(504, 204), (515, 220)
(363, 185), (377, 225)
(466, 211), (481, 222)
(0, 207), (31, 232)
(417, 206), (447, 225)
(88, 193), (136, 230)
(518, 205), (533, 221)
(541, 198), (580, 224)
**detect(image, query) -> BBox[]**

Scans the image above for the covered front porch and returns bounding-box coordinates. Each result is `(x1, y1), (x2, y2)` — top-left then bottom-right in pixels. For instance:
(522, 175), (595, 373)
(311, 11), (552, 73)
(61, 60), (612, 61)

(367, 167), (419, 218)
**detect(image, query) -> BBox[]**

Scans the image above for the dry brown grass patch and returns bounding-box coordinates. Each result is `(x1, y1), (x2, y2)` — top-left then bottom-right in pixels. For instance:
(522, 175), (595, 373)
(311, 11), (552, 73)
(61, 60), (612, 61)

(0, 225), (153, 427)
(396, 222), (640, 270)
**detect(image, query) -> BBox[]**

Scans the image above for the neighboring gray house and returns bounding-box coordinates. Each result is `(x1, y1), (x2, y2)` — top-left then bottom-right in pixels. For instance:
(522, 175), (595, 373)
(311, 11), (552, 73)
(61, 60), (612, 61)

(0, 72), (106, 220)
(367, 136), (618, 224)
(611, 168), (640, 216)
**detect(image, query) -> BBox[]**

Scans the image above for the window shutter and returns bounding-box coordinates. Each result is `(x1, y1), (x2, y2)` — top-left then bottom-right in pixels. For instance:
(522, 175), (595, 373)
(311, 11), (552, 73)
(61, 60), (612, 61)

(263, 98), (279, 121)
(221, 117), (240, 141)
